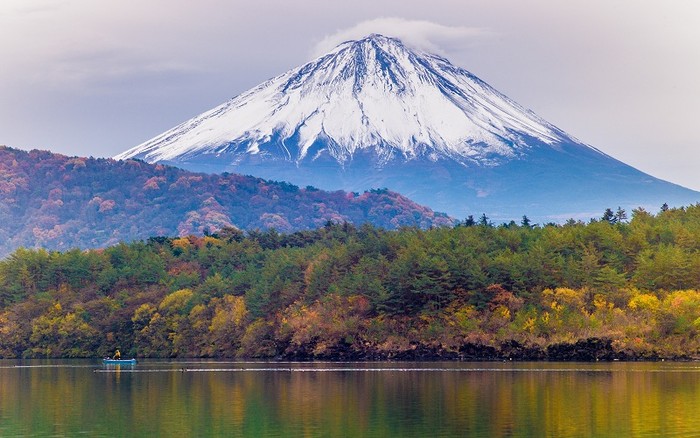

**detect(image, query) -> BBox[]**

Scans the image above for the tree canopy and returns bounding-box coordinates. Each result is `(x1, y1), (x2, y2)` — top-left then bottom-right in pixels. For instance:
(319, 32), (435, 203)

(2, 204), (700, 360)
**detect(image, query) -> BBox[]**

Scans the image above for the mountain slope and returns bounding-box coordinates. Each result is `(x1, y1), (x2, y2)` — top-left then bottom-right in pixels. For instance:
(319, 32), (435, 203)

(116, 34), (699, 221)
(0, 146), (451, 258)
(116, 34), (570, 166)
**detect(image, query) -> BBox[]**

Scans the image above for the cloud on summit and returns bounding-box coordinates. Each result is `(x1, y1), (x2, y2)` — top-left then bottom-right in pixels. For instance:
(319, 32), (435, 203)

(310, 18), (495, 59)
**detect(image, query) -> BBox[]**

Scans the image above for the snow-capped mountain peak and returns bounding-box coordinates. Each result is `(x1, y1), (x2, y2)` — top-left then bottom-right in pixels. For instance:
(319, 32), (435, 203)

(116, 34), (573, 167)
(115, 34), (698, 223)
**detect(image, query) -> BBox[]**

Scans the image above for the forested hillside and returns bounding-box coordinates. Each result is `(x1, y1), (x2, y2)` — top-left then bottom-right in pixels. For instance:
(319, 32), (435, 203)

(2, 205), (700, 360)
(0, 146), (451, 257)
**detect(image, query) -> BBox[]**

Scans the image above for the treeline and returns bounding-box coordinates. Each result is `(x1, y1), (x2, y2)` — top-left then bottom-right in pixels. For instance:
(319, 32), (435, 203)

(2, 204), (700, 360)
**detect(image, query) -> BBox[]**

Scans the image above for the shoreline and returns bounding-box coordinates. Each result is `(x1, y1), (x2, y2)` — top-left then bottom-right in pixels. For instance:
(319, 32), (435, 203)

(273, 338), (686, 362)
(7, 337), (692, 362)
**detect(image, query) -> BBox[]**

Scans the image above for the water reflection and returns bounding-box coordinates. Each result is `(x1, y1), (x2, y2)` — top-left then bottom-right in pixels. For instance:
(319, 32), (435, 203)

(2, 361), (700, 437)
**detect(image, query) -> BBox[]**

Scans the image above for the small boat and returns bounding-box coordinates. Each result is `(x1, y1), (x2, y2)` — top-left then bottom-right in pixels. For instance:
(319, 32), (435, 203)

(102, 358), (137, 365)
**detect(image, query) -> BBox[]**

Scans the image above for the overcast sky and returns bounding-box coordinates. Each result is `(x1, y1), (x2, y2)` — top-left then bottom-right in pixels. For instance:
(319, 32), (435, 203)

(1, 0), (699, 190)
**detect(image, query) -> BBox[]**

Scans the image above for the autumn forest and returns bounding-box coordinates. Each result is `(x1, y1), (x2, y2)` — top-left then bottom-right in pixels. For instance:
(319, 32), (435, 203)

(2, 203), (700, 360)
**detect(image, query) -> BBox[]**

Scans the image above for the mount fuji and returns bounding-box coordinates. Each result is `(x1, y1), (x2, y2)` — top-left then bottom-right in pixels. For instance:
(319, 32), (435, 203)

(116, 34), (698, 221)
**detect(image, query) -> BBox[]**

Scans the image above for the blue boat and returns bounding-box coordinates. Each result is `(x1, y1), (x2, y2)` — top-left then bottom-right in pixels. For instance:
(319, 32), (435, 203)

(102, 358), (137, 365)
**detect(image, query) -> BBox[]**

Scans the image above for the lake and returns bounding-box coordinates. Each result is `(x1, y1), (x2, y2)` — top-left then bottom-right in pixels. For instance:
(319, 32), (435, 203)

(2, 360), (700, 437)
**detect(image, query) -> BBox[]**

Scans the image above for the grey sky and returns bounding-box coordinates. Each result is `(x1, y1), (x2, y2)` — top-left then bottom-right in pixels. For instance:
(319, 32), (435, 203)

(1, 0), (699, 190)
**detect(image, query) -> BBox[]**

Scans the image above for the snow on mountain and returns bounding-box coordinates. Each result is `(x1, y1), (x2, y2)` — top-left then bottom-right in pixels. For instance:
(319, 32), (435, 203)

(116, 34), (698, 222)
(117, 34), (578, 166)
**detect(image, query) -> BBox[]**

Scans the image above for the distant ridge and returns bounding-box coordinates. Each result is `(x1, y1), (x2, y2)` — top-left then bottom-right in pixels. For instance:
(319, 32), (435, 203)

(117, 34), (699, 221)
(0, 146), (451, 257)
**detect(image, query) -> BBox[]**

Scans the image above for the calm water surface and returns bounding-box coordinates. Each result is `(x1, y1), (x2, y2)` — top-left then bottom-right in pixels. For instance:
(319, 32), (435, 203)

(1, 360), (700, 437)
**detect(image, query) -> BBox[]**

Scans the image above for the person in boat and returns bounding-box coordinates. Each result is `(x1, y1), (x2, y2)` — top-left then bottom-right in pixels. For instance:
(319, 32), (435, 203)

(113, 349), (121, 360)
